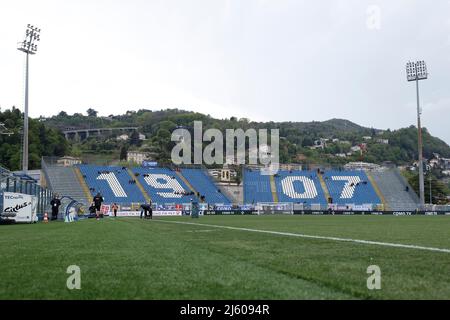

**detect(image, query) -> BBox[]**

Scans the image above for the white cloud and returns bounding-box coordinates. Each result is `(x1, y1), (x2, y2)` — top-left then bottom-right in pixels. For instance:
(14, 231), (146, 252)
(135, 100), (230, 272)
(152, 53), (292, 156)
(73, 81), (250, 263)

(0, 0), (449, 144)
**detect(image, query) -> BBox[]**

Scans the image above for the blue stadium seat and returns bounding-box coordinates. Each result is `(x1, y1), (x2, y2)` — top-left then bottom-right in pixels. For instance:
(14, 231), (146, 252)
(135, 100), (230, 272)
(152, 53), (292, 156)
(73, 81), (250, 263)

(132, 167), (196, 205)
(180, 169), (231, 204)
(322, 170), (381, 205)
(78, 165), (146, 204)
(243, 169), (273, 203)
(275, 171), (327, 205)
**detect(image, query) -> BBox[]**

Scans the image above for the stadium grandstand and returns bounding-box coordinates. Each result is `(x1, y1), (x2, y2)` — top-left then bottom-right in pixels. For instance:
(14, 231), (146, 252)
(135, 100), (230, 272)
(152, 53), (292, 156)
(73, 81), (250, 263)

(37, 157), (450, 214)
(79, 165), (147, 204)
(243, 168), (274, 203)
(132, 166), (197, 204)
(322, 170), (380, 205)
(274, 170), (328, 206)
(180, 168), (231, 204)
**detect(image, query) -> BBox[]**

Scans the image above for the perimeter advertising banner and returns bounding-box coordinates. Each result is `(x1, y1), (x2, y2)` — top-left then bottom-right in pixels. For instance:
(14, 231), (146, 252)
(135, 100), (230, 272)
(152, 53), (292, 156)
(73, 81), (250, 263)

(293, 210), (450, 215)
(1, 192), (38, 223)
(100, 204), (111, 215)
(103, 210), (182, 217)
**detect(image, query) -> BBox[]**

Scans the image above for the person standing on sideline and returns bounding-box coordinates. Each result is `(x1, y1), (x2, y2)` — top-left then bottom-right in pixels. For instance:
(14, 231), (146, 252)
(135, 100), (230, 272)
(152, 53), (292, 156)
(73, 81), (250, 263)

(93, 193), (104, 220)
(111, 203), (119, 218)
(148, 201), (153, 220)
(89, 202), (96, 216)
(50, 194), (61, 221)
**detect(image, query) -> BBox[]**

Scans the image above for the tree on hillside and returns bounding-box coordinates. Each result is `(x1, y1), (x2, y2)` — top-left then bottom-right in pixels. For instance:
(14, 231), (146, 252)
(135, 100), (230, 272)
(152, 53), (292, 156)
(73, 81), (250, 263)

(302, 137), (314, 147)
(87, 108), (98, 117)
(404, 170), (450, 205)
(0, 107), (68, 170)
(130, 131), (141, 146)
(120, 145), (128, 161)
(35, 108), (450, 168)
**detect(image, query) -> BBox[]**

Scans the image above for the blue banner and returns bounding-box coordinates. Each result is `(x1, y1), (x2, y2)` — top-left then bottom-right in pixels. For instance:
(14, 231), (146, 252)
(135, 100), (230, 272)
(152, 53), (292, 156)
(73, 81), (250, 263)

(142, 161), (158, 167)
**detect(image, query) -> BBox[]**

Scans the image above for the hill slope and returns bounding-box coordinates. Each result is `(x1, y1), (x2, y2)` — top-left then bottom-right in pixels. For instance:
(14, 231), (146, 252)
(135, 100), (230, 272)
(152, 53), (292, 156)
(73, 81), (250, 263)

(2, 108), (450, 169)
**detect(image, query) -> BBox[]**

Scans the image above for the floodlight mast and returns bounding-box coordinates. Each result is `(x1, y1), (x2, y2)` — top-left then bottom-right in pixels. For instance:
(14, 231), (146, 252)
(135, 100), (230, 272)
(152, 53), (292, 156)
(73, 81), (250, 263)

(17, 25), (40, 174)
(406, 60), (428, 208)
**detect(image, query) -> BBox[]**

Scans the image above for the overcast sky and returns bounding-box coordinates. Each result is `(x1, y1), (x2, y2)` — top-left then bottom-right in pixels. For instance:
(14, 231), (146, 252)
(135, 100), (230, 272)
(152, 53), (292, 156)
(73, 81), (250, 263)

(0, 0), (449, 143)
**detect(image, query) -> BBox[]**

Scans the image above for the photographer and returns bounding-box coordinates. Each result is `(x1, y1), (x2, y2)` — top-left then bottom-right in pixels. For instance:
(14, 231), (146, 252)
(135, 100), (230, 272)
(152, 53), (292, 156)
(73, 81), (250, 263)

(50, 195), (61, 221)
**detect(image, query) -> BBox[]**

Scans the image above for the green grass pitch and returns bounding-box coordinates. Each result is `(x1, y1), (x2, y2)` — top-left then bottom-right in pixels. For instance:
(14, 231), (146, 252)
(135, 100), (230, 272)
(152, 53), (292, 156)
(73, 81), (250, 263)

(1, 215), (449, 300)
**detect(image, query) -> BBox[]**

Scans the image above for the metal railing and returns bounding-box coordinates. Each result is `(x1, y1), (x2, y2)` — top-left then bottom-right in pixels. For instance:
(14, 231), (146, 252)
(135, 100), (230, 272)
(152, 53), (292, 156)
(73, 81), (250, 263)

(0, 172), (53, 215)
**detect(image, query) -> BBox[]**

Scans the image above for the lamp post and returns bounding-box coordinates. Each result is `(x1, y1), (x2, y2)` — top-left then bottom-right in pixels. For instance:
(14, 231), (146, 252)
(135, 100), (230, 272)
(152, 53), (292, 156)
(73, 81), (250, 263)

(406, 60), (428, 208)
(427, 165), (432, 205)
(17, 24), (41, 174)
(429, 172), (432, 205)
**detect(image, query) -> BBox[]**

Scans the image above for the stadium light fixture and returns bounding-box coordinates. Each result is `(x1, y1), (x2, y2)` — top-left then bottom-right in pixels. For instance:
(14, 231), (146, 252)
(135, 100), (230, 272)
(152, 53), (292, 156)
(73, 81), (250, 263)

(17, 24), (41, 174)
(406, 60), (428, 208)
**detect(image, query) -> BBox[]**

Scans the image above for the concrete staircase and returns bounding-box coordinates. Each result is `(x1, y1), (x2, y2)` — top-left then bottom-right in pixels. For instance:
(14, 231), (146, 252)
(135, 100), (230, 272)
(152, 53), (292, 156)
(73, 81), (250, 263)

(176, 171), (198, 195)
(269, 175), (279, 203)
(318, 173), (331, 204)
(366, 171), (389, 210)
(204, 170), (242, 204)
(127, 168), (151, 203)
(44, 166), (91, 206)
(371, 169), (420, 211)
(216, 184), (243, 204)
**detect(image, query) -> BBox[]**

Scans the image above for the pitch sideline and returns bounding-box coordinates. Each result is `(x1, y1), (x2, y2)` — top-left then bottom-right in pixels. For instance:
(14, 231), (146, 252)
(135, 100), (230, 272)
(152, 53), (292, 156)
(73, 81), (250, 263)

(155, 219), (450, 254)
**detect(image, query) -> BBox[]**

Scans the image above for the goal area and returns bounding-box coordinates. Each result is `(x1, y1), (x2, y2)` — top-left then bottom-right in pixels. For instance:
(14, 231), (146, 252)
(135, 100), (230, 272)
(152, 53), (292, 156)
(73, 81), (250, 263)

(256, 202), (294, 215)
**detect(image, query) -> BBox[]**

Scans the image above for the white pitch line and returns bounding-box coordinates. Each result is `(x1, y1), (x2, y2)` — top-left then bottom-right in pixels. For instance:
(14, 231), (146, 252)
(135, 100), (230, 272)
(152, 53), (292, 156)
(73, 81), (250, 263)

(156, 220), (450, 254)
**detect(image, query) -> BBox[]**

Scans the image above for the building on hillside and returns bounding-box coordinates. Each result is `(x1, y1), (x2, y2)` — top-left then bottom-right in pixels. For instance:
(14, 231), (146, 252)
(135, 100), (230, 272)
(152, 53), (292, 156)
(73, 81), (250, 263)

(220, 169), (232, 182)
(117, 133), (147, 141)
(350, 145), (362, 153)
(278, 163), (303, 171)
(376, 139), (389, 145)
(57, 156), (82, 167)
(117, 134), (129, 141)
(310, 138), (327, 150)
(209, 169), (221, 178)
(344, 162), (381, 171)
(443, 159), (450, 169)
(429, 158), (440, 168)
(412, 159), (429, 170)
(127, 151), (152, 164)
(429, 153), (450, 170)
(209, 167), (238, 182)
(335, 153), (347, 158)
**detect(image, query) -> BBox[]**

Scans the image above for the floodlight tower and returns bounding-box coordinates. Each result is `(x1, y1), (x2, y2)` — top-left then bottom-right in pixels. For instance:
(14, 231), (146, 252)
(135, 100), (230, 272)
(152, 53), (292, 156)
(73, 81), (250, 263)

(17, 24), (41, 174)
(406, 60), (428, 208)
